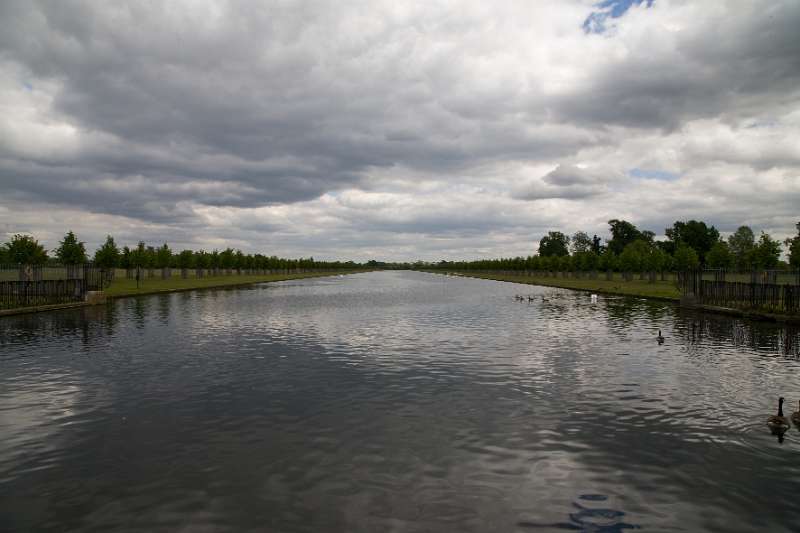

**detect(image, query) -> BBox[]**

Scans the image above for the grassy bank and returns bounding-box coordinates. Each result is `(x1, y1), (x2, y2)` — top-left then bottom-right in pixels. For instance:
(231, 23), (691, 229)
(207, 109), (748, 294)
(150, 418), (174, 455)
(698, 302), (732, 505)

(439, 271), (681, 300)
(102, 270), (369, 299)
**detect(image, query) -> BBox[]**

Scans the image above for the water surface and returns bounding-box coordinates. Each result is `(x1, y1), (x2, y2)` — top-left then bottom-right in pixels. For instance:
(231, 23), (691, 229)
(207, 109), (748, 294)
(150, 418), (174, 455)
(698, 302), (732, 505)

(1, 271), (799, 532)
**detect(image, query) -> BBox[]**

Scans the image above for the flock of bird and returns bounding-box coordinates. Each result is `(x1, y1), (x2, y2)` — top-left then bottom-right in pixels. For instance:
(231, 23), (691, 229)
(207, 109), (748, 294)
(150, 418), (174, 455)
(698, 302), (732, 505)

(767, 397), (800, 435)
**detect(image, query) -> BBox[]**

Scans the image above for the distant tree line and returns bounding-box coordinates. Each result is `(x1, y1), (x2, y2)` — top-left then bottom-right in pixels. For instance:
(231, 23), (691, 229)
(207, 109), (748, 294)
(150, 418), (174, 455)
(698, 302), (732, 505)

(0, 231), (361, 272)
(432, 219), (800, 274)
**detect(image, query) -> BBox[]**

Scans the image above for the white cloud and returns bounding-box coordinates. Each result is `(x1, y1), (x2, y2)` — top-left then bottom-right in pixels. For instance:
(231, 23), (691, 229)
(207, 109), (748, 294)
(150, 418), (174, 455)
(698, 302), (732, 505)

(0, 0), (798, 260)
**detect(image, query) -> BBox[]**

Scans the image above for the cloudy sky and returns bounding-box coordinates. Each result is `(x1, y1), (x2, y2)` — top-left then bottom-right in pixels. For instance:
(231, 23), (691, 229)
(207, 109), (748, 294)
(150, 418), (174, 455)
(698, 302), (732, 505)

(1, 0), (798, 261)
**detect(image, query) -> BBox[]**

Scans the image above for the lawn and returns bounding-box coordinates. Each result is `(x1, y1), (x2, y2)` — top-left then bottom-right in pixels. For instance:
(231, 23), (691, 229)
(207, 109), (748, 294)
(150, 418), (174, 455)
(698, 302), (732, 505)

(102, 271), (366, 298)
(444, 271), (681, 300)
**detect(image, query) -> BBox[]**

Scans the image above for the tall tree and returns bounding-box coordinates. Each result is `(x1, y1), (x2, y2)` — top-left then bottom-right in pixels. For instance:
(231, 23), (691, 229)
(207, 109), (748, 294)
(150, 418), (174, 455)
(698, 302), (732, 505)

(727, 225), (755, 270)
(177, 250), (195, 269)
(538, 231), (570, 257)
(665, 220), (720, 264)
(607, 219), (648, 255)
(54, 231), (87, 264)
(130, 241), (147, 268)
(673, 243), (700, 271)
(155, 243), (172, 268)
(784, 222), (800, 268)
(3, 234), (48, 264)
(749, 232), (781, 269)
(591, 234), (604, 255)
(705, 241), (733, 269)
(571, 231), (592, 254)
(94, 235), (120, 269)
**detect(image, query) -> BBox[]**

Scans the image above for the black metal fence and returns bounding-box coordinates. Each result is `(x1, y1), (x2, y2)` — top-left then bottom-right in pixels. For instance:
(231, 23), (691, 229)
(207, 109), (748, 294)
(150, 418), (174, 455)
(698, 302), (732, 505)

(0, 264), (109, 310)
(681, 269), (800, 315)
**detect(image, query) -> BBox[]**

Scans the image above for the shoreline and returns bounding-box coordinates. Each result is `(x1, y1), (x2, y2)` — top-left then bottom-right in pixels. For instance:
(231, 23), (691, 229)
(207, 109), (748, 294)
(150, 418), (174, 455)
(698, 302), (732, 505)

(0, 270), (369, 318)
(432, 270), (800, 324)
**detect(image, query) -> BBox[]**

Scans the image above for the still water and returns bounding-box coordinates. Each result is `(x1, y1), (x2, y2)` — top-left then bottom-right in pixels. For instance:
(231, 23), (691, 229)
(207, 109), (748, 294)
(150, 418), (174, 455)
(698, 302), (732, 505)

(1, 271), (799, 532)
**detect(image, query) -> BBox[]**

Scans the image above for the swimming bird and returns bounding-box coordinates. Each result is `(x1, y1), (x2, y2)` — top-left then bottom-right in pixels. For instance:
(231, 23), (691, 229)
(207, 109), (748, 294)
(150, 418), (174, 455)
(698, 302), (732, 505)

(792, 400), (800, 426)
(656, 330), (665, 344)
(767, 397), (791, 432)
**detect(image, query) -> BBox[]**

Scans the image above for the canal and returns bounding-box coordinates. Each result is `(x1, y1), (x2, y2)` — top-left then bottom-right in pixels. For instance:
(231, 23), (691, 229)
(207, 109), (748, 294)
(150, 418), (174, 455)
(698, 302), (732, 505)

(1, 271), (799, 532)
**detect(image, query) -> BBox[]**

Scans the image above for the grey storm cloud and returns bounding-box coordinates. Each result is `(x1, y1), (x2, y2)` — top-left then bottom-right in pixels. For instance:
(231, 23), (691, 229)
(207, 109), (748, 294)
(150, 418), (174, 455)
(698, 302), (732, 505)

(512, 164), (622, 201)
(1, 0), (799, 260)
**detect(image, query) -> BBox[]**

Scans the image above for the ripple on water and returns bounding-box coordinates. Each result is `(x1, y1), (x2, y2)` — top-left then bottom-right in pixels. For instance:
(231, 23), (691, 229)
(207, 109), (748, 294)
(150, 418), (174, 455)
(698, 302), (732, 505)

(1, 271), (800, 532)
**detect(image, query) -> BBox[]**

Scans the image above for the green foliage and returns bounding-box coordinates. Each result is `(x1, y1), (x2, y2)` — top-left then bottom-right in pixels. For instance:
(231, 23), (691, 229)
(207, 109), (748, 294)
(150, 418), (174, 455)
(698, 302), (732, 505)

(129, 241), (147, 268)
(3, 234), (49, 265)
(619, 239), (651, 272)
(749, 232), (781, 269)
(571, 231), (592, 254)
(155, 243), (172, 268)
(220, 248), (235, 269)
(94, 235), (120, 268)
(195, 250), (210, 269)
(539, 231), (570, 257)
(705, 241), (732, 269)
(785, 222), (800, 268)
(665, 220), (719, 264)
(573, 250), (599, 271)
(598, 250), (617, 271)
(54, 231), (87, 264)
(727, 225), (755, 269)
(177, 250), (195, 269)
(606, 219), (652, 255)
(673, 243), (700, 271)
(644, 246), (669, 272)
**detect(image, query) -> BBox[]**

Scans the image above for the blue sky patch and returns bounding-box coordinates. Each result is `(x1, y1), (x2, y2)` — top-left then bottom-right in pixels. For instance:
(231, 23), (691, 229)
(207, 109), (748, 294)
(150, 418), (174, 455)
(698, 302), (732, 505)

(583, 0), (655, 34)
(629, 168), (679, 181)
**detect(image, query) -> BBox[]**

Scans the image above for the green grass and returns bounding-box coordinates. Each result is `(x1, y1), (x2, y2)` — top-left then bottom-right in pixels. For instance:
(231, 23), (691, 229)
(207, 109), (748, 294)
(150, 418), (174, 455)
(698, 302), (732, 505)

(443, 271), (681, 300)
(101, 271), (368, 299)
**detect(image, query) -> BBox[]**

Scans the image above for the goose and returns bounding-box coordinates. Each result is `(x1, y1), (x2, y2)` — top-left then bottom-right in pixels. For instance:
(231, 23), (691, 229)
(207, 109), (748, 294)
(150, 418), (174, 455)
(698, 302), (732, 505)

(767, 397), (791, 432)
(792, 400), (800, 426)
(656, 330), (665, 344)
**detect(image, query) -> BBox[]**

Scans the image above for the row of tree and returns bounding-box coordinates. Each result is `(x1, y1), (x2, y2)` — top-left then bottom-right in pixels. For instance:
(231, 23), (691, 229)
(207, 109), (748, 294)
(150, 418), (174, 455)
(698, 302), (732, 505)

(435, 220), (800, 273)
(0, 232), (360, 271)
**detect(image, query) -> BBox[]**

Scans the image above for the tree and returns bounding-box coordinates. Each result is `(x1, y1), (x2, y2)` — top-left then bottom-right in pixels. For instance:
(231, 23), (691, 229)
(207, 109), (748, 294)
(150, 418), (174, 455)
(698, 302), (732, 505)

(120, 246), (132, 269)
(539, 231), (570, 257)
(619, 240), (651, 273)
(673, 243), (700, 271)
(784, 222), (800, 268)
(54, 231), (87, 264)
(705, 241), (732, 269)
(155, 243), (172, 269)
(144, 246), (156, 269)
(177, 250), (195, 269)
(591, 234), (604, 255)
(220, 248), (235, 270)
(571, 231), (592, 254)
(3, 234), (48, 264)
(665, 220), (720, 264)
(94, 235), (120, 269)
(727, 226), (755, 270)
(130, 241), (147, 268)
(749, 232), (781, 269)
(607, 219), (649, 255)
(598, 250), (617, 272)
